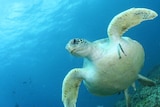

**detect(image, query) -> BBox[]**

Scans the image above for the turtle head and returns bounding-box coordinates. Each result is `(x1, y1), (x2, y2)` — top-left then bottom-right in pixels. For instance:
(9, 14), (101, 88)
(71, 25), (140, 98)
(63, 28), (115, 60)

(66, 38), (91, 57)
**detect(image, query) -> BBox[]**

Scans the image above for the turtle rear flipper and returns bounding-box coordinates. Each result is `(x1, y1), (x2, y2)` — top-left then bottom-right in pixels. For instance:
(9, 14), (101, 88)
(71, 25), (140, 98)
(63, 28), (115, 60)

(62, 68), (83, 107)
(138, 74), (156, 86)
(124, 89), (131, 107)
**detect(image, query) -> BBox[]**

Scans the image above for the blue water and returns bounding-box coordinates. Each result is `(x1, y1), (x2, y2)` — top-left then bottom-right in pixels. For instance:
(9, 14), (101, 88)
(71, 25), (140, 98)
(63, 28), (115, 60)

(0, 0), (159, 107)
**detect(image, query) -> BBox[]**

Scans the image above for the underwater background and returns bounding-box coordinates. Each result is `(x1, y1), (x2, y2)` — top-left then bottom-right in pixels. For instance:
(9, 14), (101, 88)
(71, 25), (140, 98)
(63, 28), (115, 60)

(0, 0), (159, 107)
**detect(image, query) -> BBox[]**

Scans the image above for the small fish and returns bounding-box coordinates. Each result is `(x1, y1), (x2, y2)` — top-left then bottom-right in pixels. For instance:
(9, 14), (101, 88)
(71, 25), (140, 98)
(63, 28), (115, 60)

(117, 43), (127, 59)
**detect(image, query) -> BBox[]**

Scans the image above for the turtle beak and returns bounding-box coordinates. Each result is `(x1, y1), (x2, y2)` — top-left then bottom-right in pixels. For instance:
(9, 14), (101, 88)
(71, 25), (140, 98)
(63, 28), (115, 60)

(65, 42), (75, 54)
(65, 39), (78, 53)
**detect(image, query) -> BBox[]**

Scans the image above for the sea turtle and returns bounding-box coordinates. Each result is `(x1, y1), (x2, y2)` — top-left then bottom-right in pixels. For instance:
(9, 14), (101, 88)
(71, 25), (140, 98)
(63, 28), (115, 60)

(62, 8), (158, 107)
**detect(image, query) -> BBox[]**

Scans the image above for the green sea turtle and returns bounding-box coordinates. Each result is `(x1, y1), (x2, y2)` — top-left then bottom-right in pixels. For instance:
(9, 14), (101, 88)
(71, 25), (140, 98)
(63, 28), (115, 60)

(62, 8), (158, 107)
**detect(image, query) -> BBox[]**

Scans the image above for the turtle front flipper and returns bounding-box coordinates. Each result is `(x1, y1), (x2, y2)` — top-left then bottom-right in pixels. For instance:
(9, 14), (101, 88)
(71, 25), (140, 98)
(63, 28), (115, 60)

(138, 74), (156, 86)
(62, 68), (83, 107)
(107, 8), (158, 39)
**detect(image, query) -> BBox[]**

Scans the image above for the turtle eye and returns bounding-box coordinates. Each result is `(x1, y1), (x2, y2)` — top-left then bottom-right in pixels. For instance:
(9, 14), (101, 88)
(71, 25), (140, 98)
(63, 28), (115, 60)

(72, 39), (79, 44)
(73, 39), (77, 44)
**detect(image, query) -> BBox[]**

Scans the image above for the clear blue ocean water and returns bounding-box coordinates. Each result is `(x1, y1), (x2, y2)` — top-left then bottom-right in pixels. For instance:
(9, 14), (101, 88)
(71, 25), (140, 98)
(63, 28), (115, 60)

(0, 0), (159, 107)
